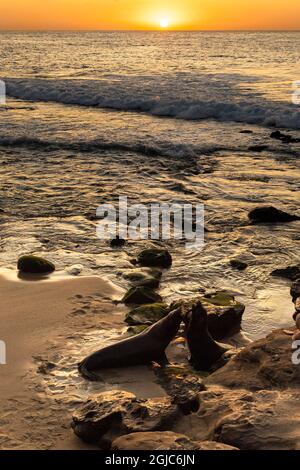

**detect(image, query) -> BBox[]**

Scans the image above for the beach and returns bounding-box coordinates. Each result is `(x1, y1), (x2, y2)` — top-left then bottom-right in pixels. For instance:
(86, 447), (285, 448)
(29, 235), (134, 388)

(0, 30), (299, 450)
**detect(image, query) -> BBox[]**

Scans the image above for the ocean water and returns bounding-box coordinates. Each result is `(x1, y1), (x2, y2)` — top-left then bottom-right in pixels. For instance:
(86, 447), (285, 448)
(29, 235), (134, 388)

(0, 31), (300, 339)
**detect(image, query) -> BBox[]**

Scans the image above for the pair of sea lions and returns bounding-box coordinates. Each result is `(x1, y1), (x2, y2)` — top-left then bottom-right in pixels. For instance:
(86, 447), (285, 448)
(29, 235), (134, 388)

(78, 302), (226, 381)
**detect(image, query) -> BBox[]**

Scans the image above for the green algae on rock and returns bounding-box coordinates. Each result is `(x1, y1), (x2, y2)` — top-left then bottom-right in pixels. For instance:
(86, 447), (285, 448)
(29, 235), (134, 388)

(125, 303), (169, 326)
(122, 286), (163, 306)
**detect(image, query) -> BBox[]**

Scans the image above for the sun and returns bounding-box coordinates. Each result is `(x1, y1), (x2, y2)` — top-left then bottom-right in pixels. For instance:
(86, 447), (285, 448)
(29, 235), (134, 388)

(159, 19), (169, 28)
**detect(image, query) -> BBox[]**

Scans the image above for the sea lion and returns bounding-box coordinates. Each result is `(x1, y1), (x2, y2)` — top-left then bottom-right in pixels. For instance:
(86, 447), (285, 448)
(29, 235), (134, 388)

(79, 307), (183, 380)
(183, 301), (228, 372)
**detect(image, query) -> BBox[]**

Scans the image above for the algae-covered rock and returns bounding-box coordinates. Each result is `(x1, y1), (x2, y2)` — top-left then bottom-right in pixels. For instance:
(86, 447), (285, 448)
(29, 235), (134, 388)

(137, 248), (172, 269)
(201, 291), (245, 340)
(17, 255), (55, 274)
(122, 286), (163, 306)
(127, 324), (149, 335)
(125, 303), (169, 326)
(123, 268), (162, 289)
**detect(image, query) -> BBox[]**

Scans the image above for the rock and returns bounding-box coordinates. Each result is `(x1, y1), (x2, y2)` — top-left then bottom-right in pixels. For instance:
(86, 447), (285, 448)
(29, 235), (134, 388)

(173, 293), (245, 340)
(127, 324), (149, 335)
(178, 330), (300, 450)
(154, 364), (205, 414)
(137, 248), (172, 269)
(248, 206), (300, 224)
(229, 259), (248, 271)
(271, 264), (300, 281)
(125, 303), (169, 326)
(110, 236), (126, 248)
(270, 131), (296, 143)
(248, 145), (269, 152)
(112, 431), (238, 450)
(66, 264), (83, 276)
(122, 287), (163, 306)
(17, 255), (55, 274)
(205, 329), (300, 390)
(202, 292), (245, 340)
(291, 279), (300, 302)
(193, 386), (300, 450)
(123, 268), (162, 289)
(72, 390), (181, 449)
(239, 130), (253, 134)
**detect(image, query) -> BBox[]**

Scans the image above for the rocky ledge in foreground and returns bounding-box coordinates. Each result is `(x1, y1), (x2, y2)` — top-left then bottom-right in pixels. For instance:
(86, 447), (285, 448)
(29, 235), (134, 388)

(112, 432), (238, 451)
(183, 330), (300, 450)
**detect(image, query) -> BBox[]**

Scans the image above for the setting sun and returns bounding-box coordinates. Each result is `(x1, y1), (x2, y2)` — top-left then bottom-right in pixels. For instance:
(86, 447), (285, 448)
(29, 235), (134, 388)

(159, 19), (170, 28)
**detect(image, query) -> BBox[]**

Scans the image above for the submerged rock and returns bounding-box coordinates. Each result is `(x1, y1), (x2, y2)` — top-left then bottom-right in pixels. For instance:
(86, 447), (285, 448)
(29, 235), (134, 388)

(110, 236), (126, 248)
(112, 432), (238, 451)
(229, 259), (248, 271)
(123, 268), (162, 289)
(137, 248), (172, 269)
(271, 264), (300, 281)
(17, 255), (55, 274)
(122, 286), (163, 306)
(72, 390), (181, 449)
(248, 206), (300, 224)
(125, 303), (169, 326)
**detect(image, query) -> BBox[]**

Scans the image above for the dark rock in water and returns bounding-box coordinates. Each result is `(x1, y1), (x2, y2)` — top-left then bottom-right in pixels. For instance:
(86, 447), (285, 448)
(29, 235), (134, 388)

(291, 279), (300, 303)
(137, 248), (172, 269)
(17, 255), (55, 274)
(123, 268), (162, 289)
(110, 236), (126, 248)
(270, 131), (297, 143)
(240, 130), (253, 134)
(248, 145), (269, 152)
(202, 292), (245, 340)
(122, 286), (162, 305)
(271, 264), (300, 281)
(72, 390), (180, 448)
(248, 206), (300, 224)
(112, 432), (239, 451)
(230, 259), (248, 271)
(125, 303), (169, 326)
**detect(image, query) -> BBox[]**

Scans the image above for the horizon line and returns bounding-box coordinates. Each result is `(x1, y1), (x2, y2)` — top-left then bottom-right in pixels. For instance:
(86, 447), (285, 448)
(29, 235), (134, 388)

(0, 28), (300, 33)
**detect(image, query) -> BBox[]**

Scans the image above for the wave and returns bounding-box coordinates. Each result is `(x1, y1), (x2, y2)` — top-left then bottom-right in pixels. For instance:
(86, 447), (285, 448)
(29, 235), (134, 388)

(4, 78), (300, 130)
(0, 135), (217, 159)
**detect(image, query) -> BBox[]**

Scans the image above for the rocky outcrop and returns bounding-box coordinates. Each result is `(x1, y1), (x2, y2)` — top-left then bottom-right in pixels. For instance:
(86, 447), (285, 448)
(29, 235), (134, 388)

(137, 248), (172, 269)
(17, 255), (55, 274)
(112, 432), (239, 451)
(180, 330), (300, 450)
(72, 390), (181, 449)
(153, 364), (205, 414)
(248, 206), (300, 224)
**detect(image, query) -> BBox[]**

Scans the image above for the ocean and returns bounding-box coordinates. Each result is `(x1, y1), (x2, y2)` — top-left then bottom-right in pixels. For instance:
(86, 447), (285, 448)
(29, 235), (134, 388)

(0, 31), (299, 338)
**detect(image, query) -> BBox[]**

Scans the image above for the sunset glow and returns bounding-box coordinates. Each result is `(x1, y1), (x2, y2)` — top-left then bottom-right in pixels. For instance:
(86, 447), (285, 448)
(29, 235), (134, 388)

(0, 0), (299, 30)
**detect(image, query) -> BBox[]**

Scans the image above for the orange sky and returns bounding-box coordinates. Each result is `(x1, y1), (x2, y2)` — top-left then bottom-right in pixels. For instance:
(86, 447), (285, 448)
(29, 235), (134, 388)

(0, 0), (299, 30)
